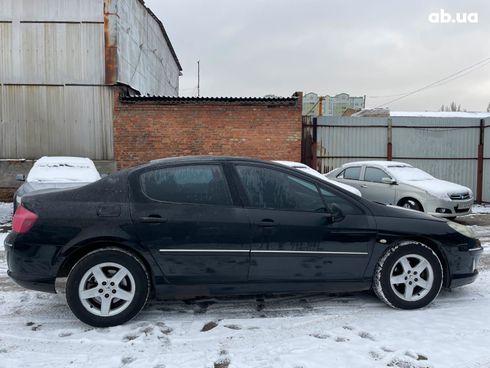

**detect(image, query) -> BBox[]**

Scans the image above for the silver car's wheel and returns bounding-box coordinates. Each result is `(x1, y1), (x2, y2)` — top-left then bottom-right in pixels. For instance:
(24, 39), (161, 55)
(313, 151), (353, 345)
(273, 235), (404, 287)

(78, 263), (136, 317)
(389, 254), (434, 302)
(373, 242), (443, 309)
(400, 199), (423, 212)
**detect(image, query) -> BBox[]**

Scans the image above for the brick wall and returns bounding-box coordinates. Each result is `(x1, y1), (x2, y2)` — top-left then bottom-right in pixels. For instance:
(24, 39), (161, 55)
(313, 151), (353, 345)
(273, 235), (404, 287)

(113, 89), (303, 169)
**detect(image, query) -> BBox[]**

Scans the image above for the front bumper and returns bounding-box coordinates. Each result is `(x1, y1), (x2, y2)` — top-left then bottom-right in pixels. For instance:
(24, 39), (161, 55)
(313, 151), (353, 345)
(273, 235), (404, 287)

(426, 197), (474, 218)
(447, 241), (483, 288)
(449, 270), (479, 288)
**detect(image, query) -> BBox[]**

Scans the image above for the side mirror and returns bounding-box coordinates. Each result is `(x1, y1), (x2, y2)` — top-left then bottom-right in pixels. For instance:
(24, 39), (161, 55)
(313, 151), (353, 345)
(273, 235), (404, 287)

(16, 174), (26, 182)
(381, 177), (396, 185)
(325, 204), (345, 224)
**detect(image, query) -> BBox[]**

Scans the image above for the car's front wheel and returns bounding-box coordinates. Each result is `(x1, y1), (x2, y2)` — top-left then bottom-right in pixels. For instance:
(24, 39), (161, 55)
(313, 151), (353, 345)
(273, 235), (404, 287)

(66, 248), (150, 327)
(399, 198), (423, 212)
(373, 242), (443, 309)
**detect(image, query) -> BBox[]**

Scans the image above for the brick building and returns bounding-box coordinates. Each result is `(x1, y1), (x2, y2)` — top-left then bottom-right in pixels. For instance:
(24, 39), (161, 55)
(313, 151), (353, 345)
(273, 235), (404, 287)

(113, 89), (303, 169)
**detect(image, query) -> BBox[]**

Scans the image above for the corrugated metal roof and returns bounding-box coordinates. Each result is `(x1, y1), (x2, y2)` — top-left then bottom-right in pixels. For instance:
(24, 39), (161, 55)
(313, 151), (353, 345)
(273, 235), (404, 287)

(136, 0), (182, 72)
(120, 95), (298, 105)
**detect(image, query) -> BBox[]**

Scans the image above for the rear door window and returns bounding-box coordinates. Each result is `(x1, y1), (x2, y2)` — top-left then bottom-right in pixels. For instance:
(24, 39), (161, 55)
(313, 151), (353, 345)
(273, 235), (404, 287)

(338, 166), (361, 180)
(140, 165), (232, 206)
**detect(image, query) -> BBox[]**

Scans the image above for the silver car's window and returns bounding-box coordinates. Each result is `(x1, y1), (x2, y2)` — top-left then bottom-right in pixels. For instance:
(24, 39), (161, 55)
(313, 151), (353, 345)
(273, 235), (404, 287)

(364, 167), (390, 183)
(338, 166), (361, 180)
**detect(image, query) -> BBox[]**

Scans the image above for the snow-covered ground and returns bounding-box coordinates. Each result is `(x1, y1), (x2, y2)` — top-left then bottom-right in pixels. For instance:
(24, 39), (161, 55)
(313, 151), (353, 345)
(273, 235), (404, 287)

(0, 202), (12, 227)
(472, 204), (490, 214)
(0, 206), (490, 368)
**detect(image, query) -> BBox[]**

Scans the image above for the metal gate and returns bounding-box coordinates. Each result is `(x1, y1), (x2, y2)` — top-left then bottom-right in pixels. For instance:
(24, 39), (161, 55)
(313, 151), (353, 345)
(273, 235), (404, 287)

(301, 116), (489, 203)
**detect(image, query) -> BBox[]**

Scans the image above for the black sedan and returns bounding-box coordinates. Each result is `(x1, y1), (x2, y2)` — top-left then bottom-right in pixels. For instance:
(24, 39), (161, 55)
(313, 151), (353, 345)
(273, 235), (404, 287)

(4, 156), (483, 327)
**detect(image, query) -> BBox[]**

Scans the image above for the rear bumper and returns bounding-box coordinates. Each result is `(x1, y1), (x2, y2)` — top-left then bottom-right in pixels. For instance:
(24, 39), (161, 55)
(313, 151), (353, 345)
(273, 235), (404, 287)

(7, 270), (56, 293)
(4, 232), (59, 293)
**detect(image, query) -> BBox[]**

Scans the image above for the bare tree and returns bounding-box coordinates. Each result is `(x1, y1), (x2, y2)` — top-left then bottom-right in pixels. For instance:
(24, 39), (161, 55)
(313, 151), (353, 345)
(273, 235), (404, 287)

(440, 102), (465, 112)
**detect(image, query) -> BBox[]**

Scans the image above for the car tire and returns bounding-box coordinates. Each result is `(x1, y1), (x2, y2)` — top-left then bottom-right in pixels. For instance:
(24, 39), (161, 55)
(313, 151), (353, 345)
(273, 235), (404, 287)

(399, 198), (423, 212)
(66, 248), (150, 327)
(373, 242), (443, 310)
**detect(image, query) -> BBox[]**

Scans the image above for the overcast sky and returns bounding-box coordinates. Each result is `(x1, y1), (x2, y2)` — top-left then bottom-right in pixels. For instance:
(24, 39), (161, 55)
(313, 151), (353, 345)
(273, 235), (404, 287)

(145, 0), (490, 111)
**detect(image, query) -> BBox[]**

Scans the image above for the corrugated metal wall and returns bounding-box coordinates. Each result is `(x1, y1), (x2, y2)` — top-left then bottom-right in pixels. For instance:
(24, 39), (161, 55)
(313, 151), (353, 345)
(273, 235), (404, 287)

(0, 0), (181, 161)
(312, 116), (489, 202)
(110, 0), (180, 96)
(315, 117), (387, 174)
(0, 0), (113, 160)
(0, 85), (113, 159)
(0, 0), (103, 22)
(392, 117), (480, 199)
(484, 121), (490, 203)
(0, 22), (105, 85)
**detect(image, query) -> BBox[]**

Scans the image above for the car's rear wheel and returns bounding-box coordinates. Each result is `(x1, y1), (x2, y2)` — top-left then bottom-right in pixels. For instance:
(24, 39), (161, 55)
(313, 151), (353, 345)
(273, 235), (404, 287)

(373, 242), (443, 309)
(66, 248), (150, 327)
(399, 198), (423, 212)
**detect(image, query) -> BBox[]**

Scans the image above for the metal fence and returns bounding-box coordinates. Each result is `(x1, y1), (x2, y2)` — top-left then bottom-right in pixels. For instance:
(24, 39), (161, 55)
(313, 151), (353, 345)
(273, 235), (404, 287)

(302, 115), (489, 203)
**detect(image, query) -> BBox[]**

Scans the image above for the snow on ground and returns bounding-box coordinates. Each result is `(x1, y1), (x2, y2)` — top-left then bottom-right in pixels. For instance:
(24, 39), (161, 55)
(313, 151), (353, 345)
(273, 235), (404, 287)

(472, 204), (490, 214)
(1, 206), (490, 367)
(0, 202), (12, 226)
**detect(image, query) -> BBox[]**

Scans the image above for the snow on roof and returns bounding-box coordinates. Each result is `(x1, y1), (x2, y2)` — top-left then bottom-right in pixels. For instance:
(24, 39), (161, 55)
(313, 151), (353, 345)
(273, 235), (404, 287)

(391, 111), (490, 118)
(342, 161), (412, 168)
(27, 156), (101, 183)
(273, 160), (308, 169)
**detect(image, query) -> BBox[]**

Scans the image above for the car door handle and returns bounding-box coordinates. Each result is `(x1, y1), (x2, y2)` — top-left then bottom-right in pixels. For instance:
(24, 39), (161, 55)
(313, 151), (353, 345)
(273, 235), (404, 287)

(139, 215), (168, 223)
(255, 219), (278, 227)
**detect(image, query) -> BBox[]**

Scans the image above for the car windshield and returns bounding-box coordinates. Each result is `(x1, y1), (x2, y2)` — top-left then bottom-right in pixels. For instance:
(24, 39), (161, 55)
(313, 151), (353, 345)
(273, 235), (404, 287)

(387, 166), (434, 181)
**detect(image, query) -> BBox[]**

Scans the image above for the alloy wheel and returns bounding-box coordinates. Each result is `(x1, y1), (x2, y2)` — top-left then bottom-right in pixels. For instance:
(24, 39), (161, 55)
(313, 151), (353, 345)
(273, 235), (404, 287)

(78, 262), (136, 317)
(389, 254), (434, 302)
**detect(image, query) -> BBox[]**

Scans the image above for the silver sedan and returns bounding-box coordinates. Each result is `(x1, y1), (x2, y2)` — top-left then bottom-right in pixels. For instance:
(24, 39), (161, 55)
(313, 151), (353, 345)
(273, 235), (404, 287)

(326, 161), (473, 218)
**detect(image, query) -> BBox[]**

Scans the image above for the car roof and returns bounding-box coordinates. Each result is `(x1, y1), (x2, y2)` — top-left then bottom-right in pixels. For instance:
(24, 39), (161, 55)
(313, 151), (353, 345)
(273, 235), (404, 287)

(341, 161), (413, 169)
(273, 160), (309, 169)
(145, 156), (292, 170)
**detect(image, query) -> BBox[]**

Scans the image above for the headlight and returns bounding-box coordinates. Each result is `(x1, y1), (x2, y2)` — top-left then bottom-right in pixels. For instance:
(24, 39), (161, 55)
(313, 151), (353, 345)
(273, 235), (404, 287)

(447, 221), (476, 238)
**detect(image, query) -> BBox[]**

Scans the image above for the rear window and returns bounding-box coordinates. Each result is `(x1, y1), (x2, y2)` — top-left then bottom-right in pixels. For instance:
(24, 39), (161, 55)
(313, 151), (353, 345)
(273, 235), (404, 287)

(338, 166), (361, 180)
(27, 158), (100, 183)
(140, 165), (232, 206)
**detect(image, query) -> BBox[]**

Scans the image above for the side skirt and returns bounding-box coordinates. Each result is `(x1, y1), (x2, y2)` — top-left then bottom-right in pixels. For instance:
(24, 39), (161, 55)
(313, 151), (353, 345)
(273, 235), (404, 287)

(154, 280), (373, 300)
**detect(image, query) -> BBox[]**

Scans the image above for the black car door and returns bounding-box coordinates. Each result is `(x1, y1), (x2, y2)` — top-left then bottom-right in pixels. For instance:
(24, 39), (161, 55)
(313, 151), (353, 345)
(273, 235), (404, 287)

(232, 163), (376, 282)
(129, 163), (251, 284)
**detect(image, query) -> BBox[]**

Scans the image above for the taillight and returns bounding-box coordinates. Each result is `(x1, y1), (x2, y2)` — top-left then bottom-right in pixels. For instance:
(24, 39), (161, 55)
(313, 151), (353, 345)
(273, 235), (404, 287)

(12, 205), (38, 234)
